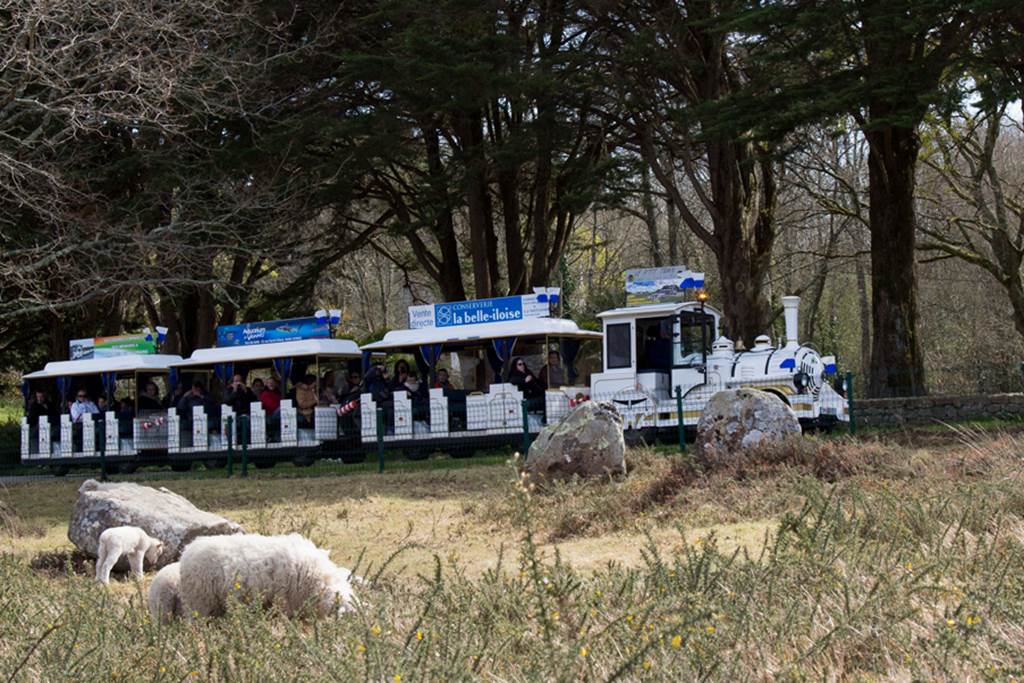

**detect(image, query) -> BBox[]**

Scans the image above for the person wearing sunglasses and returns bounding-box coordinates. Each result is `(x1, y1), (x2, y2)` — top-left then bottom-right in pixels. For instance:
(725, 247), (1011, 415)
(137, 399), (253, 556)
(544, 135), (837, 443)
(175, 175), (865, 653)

(70, 390), (100, 423)
(508, 356), (546, 406)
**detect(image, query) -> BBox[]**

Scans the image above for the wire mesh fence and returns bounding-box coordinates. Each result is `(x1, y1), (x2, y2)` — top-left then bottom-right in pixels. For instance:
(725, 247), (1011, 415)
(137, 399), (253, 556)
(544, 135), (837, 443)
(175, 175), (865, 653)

(8, 361), (1024, 478)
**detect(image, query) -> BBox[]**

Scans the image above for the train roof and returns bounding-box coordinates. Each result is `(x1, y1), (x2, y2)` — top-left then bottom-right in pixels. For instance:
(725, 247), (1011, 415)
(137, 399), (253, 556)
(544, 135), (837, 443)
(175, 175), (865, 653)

(174, 339), (362, 368)
(23, 354), (184, 380)
(597, 301), (722, 319)
(361, 317), (601, 352)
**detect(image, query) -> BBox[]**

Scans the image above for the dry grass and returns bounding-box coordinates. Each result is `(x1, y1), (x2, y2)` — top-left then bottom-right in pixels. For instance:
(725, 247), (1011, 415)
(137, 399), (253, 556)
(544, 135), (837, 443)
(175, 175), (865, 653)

(0, 430), (1022, 680)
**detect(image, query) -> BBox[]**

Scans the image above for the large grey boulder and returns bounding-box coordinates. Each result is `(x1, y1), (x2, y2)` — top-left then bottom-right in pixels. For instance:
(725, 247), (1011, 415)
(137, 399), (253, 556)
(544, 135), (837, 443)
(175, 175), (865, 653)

(68, 479), (241, 569)
(696, 388), (801, 465)
(523, 401), (626, 483)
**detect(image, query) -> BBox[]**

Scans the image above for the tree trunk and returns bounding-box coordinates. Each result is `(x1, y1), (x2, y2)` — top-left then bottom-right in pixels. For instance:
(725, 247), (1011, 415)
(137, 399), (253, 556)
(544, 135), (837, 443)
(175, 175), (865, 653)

(458, 109), (496, 298)
(856, 259), (872, 380)
(865, 122), (926, 397)
(715, 245), (771, 347)
(666, 194), (680, 265)
(641, 162), (663, 266)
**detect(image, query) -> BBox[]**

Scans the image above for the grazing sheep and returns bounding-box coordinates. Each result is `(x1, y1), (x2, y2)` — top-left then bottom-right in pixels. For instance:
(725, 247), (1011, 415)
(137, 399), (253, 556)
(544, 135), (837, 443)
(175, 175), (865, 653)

(95, 526), (165, 585)
(148, 563), (183, 623)
(179, 533), (358, 618)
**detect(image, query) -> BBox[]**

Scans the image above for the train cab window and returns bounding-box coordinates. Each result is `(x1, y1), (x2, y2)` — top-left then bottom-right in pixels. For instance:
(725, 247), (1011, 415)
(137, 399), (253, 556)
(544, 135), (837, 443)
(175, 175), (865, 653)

(677, 311), (714, 368)
(637, 316), (675, 372)
(606, 323), (632, 369)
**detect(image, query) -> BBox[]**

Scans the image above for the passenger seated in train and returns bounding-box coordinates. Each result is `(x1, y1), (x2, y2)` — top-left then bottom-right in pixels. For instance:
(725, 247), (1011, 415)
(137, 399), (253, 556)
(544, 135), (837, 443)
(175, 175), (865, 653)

(390, 360), (411, 392)
(433, 368), (452, 390)
(295, 374), (319, 427)
(116, 398), (134, 437)
(97, 394), (111, 413)
(509, 357), (545, 411)
(71, 391), (100, 422)
(138, 381), (162, 411)
(166, 383), (187, 409)
(345, 370), (362, 396)
(225, 374), (256, 415)
(319, 371), (338, 405)
(539, 350), (566, 388)
(259, 377), (282, 415)
(26, 390), (57, 442)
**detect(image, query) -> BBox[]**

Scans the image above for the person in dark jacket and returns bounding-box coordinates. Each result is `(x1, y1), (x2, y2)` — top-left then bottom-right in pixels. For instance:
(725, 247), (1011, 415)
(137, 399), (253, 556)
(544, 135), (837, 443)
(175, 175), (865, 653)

(26, 390), (55, 425)
(177, 381), (213, 415)
(224, 374), (256, 414)
(138, 381), (162, 411)
(389, 360), (411, 392)
(508, 356), (546, 405)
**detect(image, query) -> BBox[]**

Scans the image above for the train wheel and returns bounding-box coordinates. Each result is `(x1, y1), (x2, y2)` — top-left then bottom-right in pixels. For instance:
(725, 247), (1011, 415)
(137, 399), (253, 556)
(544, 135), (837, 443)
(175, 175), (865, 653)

(292, 455), (315, 468)
(49, 465), (70, 477)
(254, 461), (276, 470)
(119, 462), (139, 474)
(204, 459), (225, 470)
(450, 449), (475, 459)
(170, 462), (192, 473)
(405, 448), (429, 461)
(340, 452), (367, 464)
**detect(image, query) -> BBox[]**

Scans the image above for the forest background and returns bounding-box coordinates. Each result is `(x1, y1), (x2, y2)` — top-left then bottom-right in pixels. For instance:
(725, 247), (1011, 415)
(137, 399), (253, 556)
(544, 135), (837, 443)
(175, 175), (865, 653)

(2, 0), (1023, 399)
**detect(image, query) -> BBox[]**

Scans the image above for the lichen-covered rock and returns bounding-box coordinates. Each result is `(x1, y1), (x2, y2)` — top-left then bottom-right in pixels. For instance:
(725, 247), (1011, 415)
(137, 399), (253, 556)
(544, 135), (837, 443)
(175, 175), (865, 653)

(696, 389), (801, 466)
(68, 479), (241, 569)
(523, 401), (626, 483)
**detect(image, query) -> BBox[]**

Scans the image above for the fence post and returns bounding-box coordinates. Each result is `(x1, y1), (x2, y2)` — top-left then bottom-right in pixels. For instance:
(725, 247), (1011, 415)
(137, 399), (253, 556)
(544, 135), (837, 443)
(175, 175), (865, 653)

(226, 415), (234, 477)
(675, 386), (687, 453)
(98, 419), (107, 482)
(846, 371), (856, 436)
(521, 399), (531, 457)
(240, 415), (249, 477)
(376, 407), (385, 473)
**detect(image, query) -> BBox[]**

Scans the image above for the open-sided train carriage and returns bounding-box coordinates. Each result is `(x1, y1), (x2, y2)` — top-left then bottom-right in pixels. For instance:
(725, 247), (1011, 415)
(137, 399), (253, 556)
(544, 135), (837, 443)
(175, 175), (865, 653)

(20, 351), (183, 473)
(357, 291), (601, 459)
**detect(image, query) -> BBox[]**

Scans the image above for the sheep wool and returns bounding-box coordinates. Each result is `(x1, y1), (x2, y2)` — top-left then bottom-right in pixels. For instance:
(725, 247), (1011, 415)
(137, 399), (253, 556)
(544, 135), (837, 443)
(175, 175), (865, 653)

(148, 563), (183, 623)
(95, 526), (164, 585)
(179, 533), (357, 618)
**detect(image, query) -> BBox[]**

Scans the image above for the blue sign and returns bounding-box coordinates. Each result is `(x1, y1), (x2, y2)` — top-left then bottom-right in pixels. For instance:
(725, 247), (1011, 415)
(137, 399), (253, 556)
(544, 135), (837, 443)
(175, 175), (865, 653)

(216, 317), (330, 347)
(408, 294), (550, 329)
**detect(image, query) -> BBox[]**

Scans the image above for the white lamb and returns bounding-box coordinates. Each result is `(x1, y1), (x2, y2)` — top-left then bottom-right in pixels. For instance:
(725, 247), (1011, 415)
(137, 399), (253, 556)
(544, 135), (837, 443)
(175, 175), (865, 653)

(178, 533), (358, 618)
(95, 526), (165, 585)
(148, 563), (183, 623)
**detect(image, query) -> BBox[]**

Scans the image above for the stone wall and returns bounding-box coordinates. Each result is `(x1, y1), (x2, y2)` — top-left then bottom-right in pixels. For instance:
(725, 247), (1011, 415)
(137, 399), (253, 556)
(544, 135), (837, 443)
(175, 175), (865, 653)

(855, 393), (1024, 427)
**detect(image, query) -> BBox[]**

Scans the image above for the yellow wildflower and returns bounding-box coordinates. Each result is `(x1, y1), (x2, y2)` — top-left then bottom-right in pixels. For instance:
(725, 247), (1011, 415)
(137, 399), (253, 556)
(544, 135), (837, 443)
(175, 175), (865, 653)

(371, 625), (382, 636)
(579, 647), (589, 657)
(356, 644), (366, 654)
(946, 619), (956, 627)
(643, 660), (652, 670)
(706, 625), (716, 634)
(671, 635), (682, 649)
(416, 630), (424, 641)
(234, 582), (242, 590)
(393, 675), (402, 683)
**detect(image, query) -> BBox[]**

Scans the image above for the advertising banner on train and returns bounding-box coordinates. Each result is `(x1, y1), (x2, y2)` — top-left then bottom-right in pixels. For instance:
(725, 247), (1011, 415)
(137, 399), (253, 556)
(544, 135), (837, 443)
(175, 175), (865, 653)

(625, 266), (705, 306)
(215, 317), (330, 347)
(408, 294), (550, 329)
(69, 334), (157, 360)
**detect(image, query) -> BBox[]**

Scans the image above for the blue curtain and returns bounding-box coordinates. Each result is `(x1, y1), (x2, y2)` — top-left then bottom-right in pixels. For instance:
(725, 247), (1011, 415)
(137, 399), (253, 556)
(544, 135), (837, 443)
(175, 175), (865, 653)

(418, 344), (443, 381)
(56, 376), (70, 403)
(213, 362), (234, 387)
(167, 367), (179, 392)
(100, 372), (117, 402)
(488, 338), (517, 382)
(561, 338), (581, 384)
(272, 357), (293, 390)
(361, 351), (372, 375)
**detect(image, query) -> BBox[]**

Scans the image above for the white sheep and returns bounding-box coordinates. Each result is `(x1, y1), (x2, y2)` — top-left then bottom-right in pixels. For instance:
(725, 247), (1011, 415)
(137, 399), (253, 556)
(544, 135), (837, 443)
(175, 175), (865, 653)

(95, 526), (165, 585)
(148, 563), (183, 623)
(178, 533), (358, 618)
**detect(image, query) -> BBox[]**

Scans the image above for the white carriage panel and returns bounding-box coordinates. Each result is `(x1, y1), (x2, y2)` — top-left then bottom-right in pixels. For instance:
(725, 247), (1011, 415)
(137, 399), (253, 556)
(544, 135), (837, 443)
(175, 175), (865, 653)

(167, 408), (180, 452)
(20, 418), (30, 458)
(280, 405), (298, 446)
(60, 416), (73, 456)
(429, 388), (448, 435)
(248, 403), (267, 449)
(545, 390), (570, 424)
(220, 405), (235, 445)
(392, 392), (412, 438)
(315, 407), (337, 441)
(103, 412), (119, 455)
(82, 414), (95, 456)
(466, 394), (488, 431)
(489, 394), (521, 433)
(37, 416), (50, 458)
(360, 393), (377, 439)
(191, 406), (207, 452)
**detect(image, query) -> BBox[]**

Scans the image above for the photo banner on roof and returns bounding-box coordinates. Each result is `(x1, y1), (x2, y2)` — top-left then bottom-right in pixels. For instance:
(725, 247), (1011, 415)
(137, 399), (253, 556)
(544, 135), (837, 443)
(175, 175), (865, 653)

(69, 334), (156, 360)
(216, 317), (330, 348)
(625, 266), (705, 306)
(408, 294), (550, 330)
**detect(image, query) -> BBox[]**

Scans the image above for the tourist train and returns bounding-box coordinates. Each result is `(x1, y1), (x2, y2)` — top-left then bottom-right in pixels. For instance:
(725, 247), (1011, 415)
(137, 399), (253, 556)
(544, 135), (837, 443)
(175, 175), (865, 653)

(19, 268), (848, 473)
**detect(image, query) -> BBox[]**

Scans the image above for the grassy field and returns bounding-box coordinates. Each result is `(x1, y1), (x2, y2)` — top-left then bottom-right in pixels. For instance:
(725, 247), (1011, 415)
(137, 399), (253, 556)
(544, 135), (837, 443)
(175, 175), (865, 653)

(1, 431), (1023, 680)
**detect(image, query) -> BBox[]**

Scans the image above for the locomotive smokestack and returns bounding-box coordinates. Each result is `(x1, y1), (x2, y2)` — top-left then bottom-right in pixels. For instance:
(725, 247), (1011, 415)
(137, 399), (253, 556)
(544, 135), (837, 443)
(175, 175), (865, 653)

(782, 295), (800, 348)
